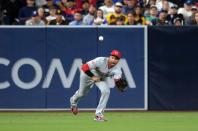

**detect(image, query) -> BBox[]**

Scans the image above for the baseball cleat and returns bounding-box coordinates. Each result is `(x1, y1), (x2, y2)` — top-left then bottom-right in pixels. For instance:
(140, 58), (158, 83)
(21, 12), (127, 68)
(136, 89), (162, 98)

(71, 106), (78, 115)
(94, 115), (107, 122)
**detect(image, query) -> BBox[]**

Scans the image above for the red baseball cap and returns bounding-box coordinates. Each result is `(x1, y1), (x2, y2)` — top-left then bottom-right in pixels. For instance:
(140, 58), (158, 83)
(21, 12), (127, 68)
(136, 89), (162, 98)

(110, 50), (122, 59)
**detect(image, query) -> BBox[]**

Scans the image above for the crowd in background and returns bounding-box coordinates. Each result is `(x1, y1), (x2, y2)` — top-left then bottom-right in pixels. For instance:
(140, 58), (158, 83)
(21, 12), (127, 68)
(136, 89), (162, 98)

(0, 0), (198, 26)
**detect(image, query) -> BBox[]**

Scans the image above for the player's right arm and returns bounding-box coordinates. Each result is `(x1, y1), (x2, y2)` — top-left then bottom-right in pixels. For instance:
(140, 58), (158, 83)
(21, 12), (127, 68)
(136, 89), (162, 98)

(81, 58), (102, 82)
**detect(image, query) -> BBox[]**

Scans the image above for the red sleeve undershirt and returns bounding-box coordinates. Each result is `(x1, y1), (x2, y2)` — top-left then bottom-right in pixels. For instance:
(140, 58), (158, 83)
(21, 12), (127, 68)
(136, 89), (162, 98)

(81, 63), (90, 72)
(81, 63), (95, 77)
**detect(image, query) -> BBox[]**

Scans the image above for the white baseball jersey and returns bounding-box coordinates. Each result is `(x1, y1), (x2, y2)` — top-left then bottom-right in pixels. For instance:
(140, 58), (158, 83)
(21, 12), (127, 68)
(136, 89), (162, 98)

(86, 57), (122, 80)
(70, 57), (122, 117)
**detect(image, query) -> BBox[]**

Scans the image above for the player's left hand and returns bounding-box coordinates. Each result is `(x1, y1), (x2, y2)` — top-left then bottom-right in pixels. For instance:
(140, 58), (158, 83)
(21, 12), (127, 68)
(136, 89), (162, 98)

(115, 78), (128, 92)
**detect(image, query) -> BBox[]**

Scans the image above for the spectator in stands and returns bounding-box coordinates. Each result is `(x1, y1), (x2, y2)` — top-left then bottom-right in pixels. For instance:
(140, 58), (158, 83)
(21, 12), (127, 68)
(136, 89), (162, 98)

(155, 10), (169, 25)
(80, 0), (90, 16)
(166, 5), (178, 25)
(191, 5), (198, 14)
(160, 0), (170, 12)
(72, 0), (97, 15)
(0, 0), (197, 26)
(115, 17), (125, 25)
(145, 0), (157, 7)
(144, 0), (157, 17)
(134, 5), (146, 25)
(188, 5), (198, 24)
(92, 9), (108, 25)
(137, 0), (145, 7)
(48, 9), (69, 25)
(83, 5), (96, 25)
(156, 0), (174, 11)
(46, 6), (57, 24)
(74, 0), (83, 9)
(69, 11), (83, 25)
(190, 11), (198, 25)
(99, 0), (115, 17)
(37, 7), (47, 24)
(96, 0), (105, 8)
(86, 0), (97, 7)
(168, 0), (186, 7)
(56, 0), (67, 11)
(0, 0), (25, 25)
(25, 10), (45, 25)
(106, 2), (127, 25)
(45, 0), (59, 9)
(123, 0), (136, 14)
(123, 0), (137, 15)
(45, 6), (65, 24)
(42, 0), (59, 17)
(35, 0), (47, 7)
(57, 0), (79, 22)
(122, 0), (128, 6)
(18, 0), (37, 25)
(126, 12), (137, 25)
(178, 0), (193, 24)
(145, 5), (158, 25)
(74, 0), (97, 9)
(173, 17), (184, 26)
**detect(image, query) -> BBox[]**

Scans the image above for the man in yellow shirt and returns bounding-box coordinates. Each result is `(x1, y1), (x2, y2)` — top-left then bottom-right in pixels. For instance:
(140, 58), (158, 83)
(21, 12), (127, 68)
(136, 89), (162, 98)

(106, 2), (128, 25)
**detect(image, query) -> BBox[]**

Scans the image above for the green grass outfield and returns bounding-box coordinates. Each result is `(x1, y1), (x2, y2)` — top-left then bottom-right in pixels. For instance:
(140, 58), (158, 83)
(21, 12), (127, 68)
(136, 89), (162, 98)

(0, 111), (198, 131)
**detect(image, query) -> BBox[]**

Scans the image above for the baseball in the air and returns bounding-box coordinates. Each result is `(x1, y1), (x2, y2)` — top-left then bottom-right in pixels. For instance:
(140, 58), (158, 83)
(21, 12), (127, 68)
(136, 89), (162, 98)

(98, 36), (104, 41)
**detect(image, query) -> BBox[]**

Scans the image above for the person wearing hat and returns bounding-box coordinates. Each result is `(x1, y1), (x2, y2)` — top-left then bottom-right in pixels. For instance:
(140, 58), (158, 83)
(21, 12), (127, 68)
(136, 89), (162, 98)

(166, 5), (183, 25)
(70, 50), (124, 122)
(189, 10), (198, 25)
(106, 2), (128, 25)
(25, 10), (45, 25)
(190, 6), (197, 19)
(191, 5), (197, 12)
(178, 0), (193, 24)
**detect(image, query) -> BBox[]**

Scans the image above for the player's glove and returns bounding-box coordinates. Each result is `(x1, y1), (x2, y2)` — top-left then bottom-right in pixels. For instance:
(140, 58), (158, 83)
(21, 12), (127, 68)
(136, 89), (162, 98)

(115, 78), (128, 92)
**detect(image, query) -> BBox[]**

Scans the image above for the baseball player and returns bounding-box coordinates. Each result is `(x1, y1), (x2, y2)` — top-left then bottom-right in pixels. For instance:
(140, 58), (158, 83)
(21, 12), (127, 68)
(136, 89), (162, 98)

(70, 50), (124, 122)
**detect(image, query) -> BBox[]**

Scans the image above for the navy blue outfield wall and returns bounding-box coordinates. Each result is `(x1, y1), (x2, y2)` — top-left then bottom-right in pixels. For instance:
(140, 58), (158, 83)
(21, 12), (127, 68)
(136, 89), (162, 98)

(148, 26), (198, 110)
(0, 27), (147, 110)
(1, 26), (198, 110)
